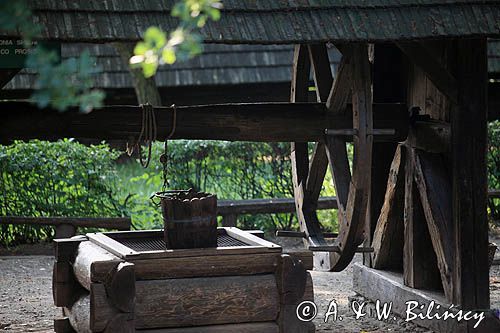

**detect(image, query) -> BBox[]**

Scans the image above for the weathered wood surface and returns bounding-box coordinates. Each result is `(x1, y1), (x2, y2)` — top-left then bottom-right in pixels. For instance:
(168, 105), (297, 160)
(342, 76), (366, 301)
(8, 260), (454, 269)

(0, 101), (408, 143)
(414, 150), (454, 300)
(129, 253), (281, 280)
(452, 39), (490, 309)
(277, 254), (315, 333)
(290, 44), (331, 273)
(327, 43), (373, 272)
(160, 191), (217, 249)
(404, 120), (450, 154)
(371, 145), (405, 269)
(132, 275), (279, 329)
(218, 197), (337, 215)
(53, 317), (76, 333)
(0, 216), (130, 229)
(53, 237), (87, 308)
(353, 263), (500, 333)
(397, 41), (458, 104)
(73, 241), (122, 290)
(137, 322), (279, 333)
(403, 148), (442, 290)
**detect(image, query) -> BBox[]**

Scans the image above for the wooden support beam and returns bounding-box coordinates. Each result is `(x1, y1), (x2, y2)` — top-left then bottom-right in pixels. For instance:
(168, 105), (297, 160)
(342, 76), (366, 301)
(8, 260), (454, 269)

(0, 101), (408, 143)
(405, 120), (450, 154)
(137, 322), (279, 333)
(371, 145), (405, 269)
(403, 148), (442, 290)
(414, 150), (454, 300)
(451, 39), (490, 310)
(397, 41), (458, 104)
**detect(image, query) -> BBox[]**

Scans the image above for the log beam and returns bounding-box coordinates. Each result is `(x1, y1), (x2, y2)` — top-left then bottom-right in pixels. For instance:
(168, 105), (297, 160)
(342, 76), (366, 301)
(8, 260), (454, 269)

(451, 39), (490, 309)
(0, 101), (408, 143)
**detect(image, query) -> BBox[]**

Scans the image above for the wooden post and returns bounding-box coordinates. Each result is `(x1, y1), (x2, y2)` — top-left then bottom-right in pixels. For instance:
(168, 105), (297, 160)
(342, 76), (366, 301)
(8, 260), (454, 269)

(451, 38), (489, 309)
(53, 236), (87, 307)
(222, 214), (237, 227)
(276, 254), (314, 333)
(366, 44), (405, 267)
(403, 148), (442, 290)
(55, 224), (77, 239)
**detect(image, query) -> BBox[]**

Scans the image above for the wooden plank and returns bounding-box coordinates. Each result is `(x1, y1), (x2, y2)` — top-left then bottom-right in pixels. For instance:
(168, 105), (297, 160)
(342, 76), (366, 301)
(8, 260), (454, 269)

(284, 250), (313, 271)
(397, 41), (458, 104)
(87, 233), (140, 258)
(0, 216), (131, 229)
(452, 39), (490, 310)
(414, 150), (454, 301)
(225, 227), (281, 249)
(133, 275), (279, 329)
(0, 101), (408, 143)
(326, 53), (352, 114)
(403, 148), (442, 290)
(128, 253), (281, 280)
(304, 142), (329, 210)
(103, 262), (135, 313)
(371, 145), (405, 269)
(217, 197), (338, 215)
(353, 263), (500, 333)
(137, 322), (279, 333)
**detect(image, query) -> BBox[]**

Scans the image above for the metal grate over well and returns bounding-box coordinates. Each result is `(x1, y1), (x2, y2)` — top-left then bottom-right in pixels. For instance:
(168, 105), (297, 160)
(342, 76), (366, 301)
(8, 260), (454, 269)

(111, 232), (249, 252)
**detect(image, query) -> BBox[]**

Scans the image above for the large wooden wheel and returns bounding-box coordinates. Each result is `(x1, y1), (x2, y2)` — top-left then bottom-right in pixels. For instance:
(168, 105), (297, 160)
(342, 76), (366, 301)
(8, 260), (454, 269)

(290, 43), (373, 272)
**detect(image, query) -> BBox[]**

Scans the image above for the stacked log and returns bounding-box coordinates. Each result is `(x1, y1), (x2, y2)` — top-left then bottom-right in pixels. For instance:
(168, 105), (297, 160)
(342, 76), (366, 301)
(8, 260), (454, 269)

(52, 231), (314, 333)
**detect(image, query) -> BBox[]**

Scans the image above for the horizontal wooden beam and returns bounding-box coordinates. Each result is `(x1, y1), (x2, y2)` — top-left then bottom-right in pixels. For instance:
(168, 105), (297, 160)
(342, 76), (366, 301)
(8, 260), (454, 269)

(0, 101), (408, 143)
(0, 216), (131, 230)
(217, 196), (337, 215)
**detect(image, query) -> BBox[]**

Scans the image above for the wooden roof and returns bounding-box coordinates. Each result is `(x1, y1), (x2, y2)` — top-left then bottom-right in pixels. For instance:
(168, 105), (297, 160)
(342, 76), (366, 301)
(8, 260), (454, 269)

(1, 1), (499, 43)
(4, 44), (340, 90)
(489, 39), (500, 73)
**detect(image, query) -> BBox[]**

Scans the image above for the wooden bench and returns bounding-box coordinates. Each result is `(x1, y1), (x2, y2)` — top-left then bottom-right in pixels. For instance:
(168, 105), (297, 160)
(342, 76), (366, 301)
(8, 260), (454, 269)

(0, 216), (131, 239)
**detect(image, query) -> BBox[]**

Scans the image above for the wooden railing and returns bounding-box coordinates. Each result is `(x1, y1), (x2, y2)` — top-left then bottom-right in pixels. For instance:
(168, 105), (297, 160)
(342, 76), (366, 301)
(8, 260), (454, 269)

(218, 190), (500, 227)
(217, 196), (337, 227)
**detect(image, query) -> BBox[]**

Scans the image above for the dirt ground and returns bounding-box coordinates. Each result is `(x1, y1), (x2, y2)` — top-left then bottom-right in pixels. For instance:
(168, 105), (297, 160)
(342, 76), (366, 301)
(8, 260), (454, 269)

(0, 241), (499, 333)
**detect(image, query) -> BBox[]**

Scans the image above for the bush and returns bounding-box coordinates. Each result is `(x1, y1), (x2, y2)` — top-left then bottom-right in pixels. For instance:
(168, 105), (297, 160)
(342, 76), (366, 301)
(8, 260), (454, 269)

(488, 121), (500, 226)
(0, 140), (126, 245)
(118, 141), (338, 233)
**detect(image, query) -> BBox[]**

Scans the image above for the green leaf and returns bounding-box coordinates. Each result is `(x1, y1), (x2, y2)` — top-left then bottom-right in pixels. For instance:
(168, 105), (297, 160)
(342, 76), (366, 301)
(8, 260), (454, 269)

(161, 47), (177, 64)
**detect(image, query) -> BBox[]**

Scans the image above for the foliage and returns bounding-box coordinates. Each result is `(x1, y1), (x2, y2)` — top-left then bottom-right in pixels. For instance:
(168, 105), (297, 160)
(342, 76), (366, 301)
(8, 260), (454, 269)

(131, 0), (222, 77)
(488, 120), (500, 225)
(0, 140), (126, 246)
(0, 0), (104, 112)
(119, 141), (338, 233)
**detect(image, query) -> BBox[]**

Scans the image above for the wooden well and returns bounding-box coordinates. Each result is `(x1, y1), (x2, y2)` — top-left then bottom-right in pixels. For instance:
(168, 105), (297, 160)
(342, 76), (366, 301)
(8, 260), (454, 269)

(53, 228), (315, 333)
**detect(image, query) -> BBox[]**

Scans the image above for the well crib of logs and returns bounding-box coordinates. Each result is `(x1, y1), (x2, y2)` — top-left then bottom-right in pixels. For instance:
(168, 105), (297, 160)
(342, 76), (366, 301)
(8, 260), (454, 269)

(52, 228), (314, 333)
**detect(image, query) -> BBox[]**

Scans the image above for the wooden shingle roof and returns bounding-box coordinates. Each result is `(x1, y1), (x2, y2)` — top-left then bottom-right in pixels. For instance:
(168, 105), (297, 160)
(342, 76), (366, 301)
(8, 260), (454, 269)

(489, 39), (500, 74)
(2, 1), (499, 43)
(4, 44), (341, 90)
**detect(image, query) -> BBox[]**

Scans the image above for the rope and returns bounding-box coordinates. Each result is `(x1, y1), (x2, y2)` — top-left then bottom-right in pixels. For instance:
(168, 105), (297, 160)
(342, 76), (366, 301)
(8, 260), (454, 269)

(161, 104), (177, 189)
(126, 103), (157, 168)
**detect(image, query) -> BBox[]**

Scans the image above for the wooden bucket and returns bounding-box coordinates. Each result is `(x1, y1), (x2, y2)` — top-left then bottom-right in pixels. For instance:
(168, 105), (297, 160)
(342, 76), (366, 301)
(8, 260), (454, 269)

(153, 190), (217, 249)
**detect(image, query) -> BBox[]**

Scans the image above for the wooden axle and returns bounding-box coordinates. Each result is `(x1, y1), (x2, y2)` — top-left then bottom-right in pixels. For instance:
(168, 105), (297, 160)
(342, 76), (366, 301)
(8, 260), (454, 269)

(0, 101), (408, 143)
